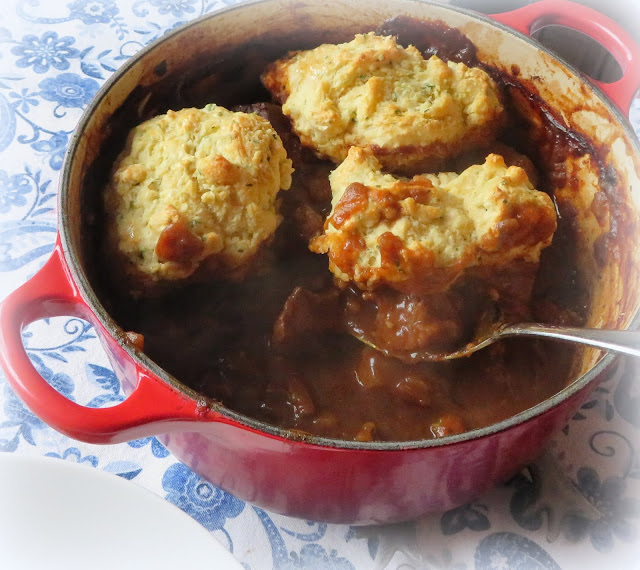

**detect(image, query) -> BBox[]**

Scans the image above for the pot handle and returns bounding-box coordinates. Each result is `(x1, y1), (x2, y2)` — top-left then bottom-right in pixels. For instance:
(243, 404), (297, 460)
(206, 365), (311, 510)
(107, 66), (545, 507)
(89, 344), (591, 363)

(490, 0), (640, 116)
(0, 242), (213, 444)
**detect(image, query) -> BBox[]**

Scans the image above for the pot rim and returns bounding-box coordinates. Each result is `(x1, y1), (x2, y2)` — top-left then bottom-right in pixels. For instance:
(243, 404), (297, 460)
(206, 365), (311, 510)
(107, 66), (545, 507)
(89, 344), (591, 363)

(59, 0), (640, 451)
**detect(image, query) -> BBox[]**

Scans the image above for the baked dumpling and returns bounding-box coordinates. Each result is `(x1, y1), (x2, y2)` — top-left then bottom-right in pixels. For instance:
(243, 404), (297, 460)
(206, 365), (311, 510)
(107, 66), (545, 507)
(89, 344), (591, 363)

(310, 147), (557, 293)
(104, 103), (293, 293)
(262, 32), (504, 173)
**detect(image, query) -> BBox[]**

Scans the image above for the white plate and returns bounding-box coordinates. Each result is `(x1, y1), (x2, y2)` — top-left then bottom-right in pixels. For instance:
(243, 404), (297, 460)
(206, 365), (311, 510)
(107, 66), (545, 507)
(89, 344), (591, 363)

(0, 454), (243, 569)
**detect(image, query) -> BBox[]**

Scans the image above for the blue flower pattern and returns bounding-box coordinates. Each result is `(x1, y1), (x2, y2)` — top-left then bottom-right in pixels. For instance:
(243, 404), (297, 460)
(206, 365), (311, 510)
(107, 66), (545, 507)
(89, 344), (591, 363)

(67, 0), (119, 24)
(564, 467), (640, 552)
(0, 94), (17, 154)
(9, 88), (40, 113)
(12, 31), (80, 73)
(284, 544), (355, 570)
(0, 171), (31, 214)
(31, 131), (70, 170)
(149, 0), (198, 17)
(162, 463), (245, 533)
(0, 0), (639, 568)
(440, 502), (491, 535)
(1, 383), (47, 450)
(128, 436), (170, 458)
(38, 72), (100, 109)
(46, 447), (99, 466)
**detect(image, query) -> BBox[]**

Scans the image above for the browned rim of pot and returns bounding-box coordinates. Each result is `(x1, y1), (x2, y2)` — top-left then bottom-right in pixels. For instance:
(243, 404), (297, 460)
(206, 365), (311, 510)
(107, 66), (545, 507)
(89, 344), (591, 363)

(59, 0), (640, 451)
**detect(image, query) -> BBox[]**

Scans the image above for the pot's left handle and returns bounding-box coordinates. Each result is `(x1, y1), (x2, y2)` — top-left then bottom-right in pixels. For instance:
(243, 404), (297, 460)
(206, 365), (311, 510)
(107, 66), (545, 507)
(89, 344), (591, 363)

(491, 0), (640, 116)
(0, 242), (210, 444)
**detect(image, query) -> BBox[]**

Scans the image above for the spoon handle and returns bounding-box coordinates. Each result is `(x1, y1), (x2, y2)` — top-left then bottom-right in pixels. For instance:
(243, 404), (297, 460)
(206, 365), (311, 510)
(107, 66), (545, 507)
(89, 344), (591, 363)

(501, 323), (640, 358)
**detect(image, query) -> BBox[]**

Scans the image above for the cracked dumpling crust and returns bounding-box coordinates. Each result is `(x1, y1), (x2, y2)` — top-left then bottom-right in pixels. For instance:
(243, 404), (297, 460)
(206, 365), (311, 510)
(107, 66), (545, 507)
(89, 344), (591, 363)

(310, 147), (557, 293)
(104, 104), (293, 293)
(262, 32), (504, 173)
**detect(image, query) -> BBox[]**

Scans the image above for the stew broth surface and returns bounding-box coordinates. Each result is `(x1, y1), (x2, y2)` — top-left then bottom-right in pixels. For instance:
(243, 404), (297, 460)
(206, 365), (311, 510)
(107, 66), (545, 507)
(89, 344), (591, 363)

(101, 18), (601, 442)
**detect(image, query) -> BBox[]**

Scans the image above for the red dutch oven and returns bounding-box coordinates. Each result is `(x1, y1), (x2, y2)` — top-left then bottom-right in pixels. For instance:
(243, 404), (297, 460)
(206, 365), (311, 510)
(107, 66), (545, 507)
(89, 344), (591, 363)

(1, 0), (639, 524)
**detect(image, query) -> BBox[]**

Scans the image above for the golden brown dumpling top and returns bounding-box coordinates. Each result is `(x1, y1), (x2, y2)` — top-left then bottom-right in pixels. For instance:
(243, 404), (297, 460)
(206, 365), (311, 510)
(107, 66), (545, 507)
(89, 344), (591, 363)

(310, 147), (557, 293)
(263, 32), (504, 173)
(104, 104), (293, 293)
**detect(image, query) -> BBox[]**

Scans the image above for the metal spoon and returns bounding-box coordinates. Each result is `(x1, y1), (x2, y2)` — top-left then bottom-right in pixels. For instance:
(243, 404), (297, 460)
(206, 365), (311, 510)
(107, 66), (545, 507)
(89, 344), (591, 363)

(350, 322), (640, 363)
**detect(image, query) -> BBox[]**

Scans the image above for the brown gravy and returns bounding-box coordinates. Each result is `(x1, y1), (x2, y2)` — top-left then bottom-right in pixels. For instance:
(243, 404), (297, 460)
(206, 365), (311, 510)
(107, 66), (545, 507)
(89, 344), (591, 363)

(102, 18), (605, 442)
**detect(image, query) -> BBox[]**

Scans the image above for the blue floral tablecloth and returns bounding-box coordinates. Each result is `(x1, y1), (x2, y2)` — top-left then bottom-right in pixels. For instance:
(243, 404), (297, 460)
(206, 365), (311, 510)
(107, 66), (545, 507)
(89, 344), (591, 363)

(0, 1), (639, 568)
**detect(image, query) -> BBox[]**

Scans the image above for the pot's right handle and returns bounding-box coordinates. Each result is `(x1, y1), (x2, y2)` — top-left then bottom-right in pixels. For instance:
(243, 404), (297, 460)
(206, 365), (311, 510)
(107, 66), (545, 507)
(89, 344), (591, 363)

(491, 0), (640, 116)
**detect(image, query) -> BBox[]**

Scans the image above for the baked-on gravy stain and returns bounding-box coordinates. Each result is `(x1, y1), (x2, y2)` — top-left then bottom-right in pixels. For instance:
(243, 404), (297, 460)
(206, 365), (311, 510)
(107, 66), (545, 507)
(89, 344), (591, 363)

(101, 18), (619, 442)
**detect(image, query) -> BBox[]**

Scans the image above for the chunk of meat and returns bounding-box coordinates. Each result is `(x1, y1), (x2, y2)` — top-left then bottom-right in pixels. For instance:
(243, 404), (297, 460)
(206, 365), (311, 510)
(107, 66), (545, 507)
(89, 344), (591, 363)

(430, 414), (466, 437)
(155, 220), (204, 265)
(356, 347), (446, 408)
(286, 376), (316, 419)
(354, 421), (378, 442)
(124, 331), (145, 351)
(293, 202), (325, 242)
(345, 286), (473, 354)
(373, 291), (467, 353)
(272, 287), (341, 352)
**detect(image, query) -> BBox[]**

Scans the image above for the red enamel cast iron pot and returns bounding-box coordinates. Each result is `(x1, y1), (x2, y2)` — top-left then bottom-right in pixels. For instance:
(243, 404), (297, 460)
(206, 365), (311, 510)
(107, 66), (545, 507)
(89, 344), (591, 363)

(1, 0), (639, 524)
